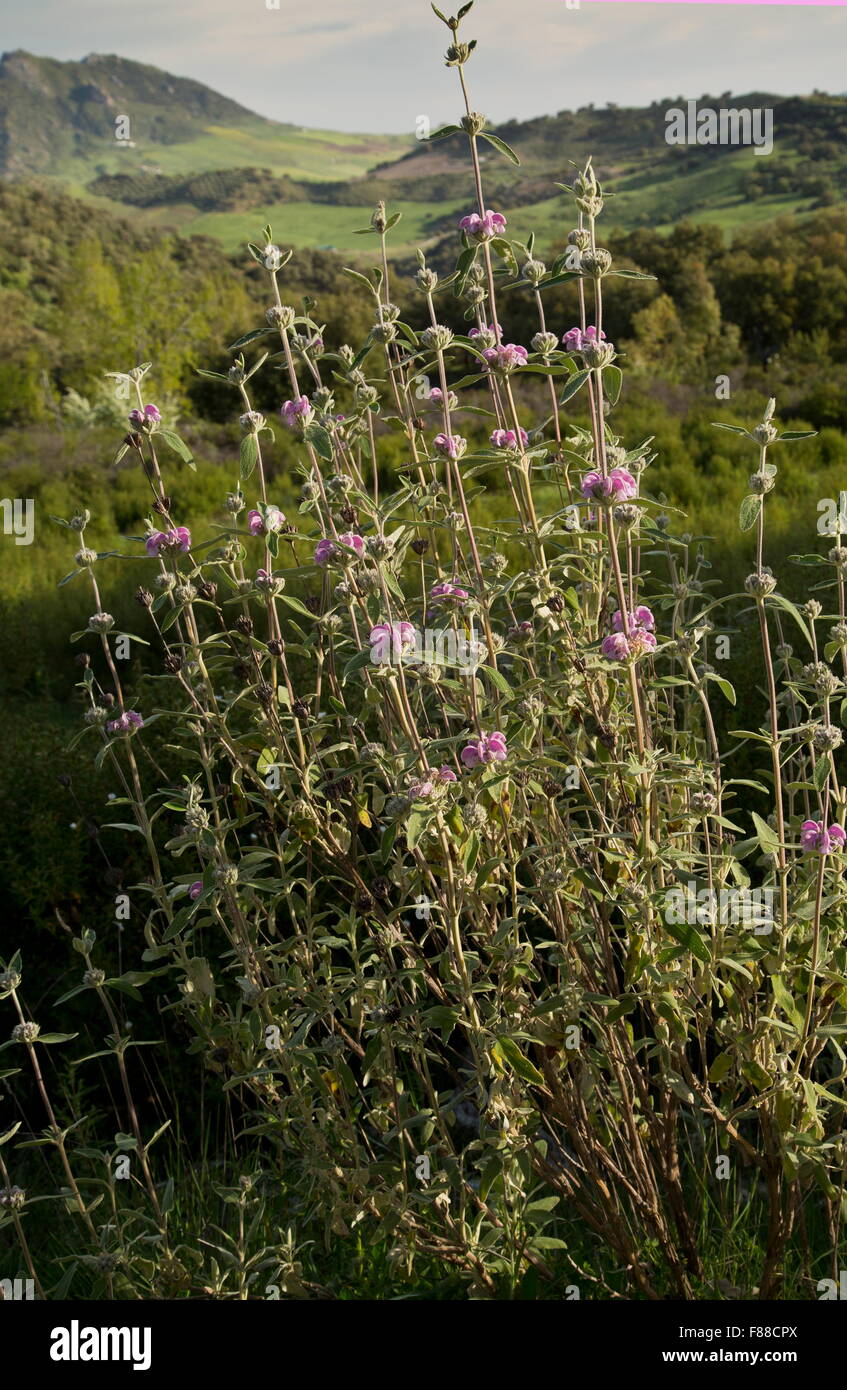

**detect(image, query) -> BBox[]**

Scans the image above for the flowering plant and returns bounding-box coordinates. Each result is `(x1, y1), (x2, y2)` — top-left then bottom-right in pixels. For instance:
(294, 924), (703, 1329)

(3, 1), (845, 1302)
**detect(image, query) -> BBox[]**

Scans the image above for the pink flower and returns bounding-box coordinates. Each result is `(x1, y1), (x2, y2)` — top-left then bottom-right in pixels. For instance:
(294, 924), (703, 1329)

(106, 710), (144, 735)
(628, 629), (657, 658)
(129, 404), (161, 426)
(248, 506), (285, 536)
(469, 322), (502, 339)
(603, 605), (656, 662)
(188, 881), (203, 901)
(801, 820), (847, 854)
(409, 778), (435, 800)
(314, 532), (364, 566)
(146, 526), (191, 557)
(281, 395), (313, 429)
(482, 343), (528, 373)
(490, 428), (529, 450)
(461, 731), (508, 768)
(459, 210), (507, 241)
(612, 605), (655, 634)
(369, 621), (417, 664)
(433, 433), (466, 460)
(408, 764), (459, 799)
(580, 469), (638, 503)
(562, 326), (606, 353)
(600, 632), (632, 662)
(429, 581), (469, 605)
(601, 627), (656, 663)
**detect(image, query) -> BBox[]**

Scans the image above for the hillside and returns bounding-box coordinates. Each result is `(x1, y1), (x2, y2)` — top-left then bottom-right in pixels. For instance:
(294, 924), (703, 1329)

(0, 50), (410, 184)
(1, 52), (846, 254)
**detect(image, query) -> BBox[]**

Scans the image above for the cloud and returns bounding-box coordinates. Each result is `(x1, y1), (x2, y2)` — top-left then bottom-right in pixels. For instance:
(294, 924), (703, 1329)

(3, 0), (846, 130)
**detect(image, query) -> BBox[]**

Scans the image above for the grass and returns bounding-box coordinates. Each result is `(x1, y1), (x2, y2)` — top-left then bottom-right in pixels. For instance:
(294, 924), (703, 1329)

(43, 120), (412, 191)
(84, 148), (823, 255)
(139, 196), (466, 254)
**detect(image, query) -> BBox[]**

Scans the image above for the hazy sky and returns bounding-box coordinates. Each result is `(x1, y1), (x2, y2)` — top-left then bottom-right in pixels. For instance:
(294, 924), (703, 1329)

(2, 0), (846, 131)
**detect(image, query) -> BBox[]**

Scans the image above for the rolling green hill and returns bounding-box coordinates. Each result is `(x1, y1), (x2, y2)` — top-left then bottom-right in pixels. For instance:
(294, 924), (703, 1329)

(0, 50), (410, 184)
(2, 51), (846, 256)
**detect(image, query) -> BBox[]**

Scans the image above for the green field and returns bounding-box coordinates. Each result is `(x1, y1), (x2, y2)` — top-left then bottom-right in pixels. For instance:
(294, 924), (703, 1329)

(136, 195), (464, 254)
(52, 121), (411, 187)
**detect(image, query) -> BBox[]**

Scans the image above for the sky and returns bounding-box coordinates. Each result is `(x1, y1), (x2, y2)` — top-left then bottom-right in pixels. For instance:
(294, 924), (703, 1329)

(1, 0), (846, 131)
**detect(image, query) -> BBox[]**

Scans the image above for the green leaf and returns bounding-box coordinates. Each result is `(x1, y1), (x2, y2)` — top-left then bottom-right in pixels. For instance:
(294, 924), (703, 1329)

(157, 429), (195, 469)
(751, 811), (780, 856)
(603, 364), (622, 407)
(495, 1036), (546, 1086)
(341, 267), (377, 295)
(738, 494), (761, 531)
(239, 434), (259, 481)
(767, 593), (813, 650)
(277, 594), (316, 619)
(559, 369), (591, 404)
(704, 672), (736, 705)
(228, 329), (270, 350)
(482, 664), (512, 697)
(708, 1051), (733, 1083)
(479, 131), (520, 165)
(406, 810), (427, 850)
(303, 422), (334, 463)
(778, 431), (817, 442)
(712, 423), (751, 438)
(664, 920), (711, 964)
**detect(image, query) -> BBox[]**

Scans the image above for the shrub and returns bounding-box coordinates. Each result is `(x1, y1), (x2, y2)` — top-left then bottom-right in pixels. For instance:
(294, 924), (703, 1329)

(3, 2), (847, 1302)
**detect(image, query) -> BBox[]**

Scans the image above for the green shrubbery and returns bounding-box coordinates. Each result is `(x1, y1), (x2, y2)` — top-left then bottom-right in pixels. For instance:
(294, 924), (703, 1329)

(3, 2), (847, 1304)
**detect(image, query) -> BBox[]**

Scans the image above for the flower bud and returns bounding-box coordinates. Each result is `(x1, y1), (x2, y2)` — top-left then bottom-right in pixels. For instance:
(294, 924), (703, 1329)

(748, 472), (774, 495)
(581, 339), (616, 369)
(12, 1021), (40, 1044)
(266, 304), (296, 329)
(521, 258), (546, 285)
(580, 247), (612, 277)
(421, 325), (454, 352)
(415, 267), (438, 293)
(753, 421), (778, 445)
(461, 111), (486, 135)
(744, 569), (777, 598)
